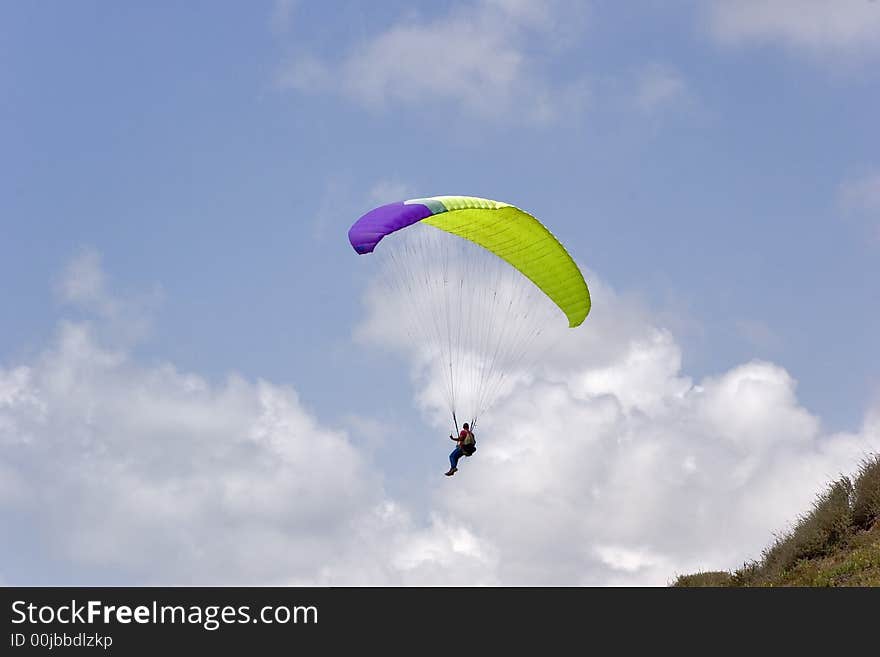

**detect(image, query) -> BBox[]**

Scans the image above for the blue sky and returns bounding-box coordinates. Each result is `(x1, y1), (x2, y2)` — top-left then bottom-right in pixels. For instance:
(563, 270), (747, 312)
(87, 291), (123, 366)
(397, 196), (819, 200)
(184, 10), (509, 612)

(1, 1), (879, 585)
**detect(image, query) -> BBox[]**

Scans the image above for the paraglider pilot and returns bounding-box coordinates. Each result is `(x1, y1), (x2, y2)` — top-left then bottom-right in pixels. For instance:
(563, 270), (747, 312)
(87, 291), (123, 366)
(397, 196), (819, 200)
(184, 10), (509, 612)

(445, 423), (475, 476)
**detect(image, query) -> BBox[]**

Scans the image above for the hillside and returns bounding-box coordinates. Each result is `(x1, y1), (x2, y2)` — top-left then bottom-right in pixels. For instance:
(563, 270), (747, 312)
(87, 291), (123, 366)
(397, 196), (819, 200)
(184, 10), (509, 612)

(673, 454), (880, 587)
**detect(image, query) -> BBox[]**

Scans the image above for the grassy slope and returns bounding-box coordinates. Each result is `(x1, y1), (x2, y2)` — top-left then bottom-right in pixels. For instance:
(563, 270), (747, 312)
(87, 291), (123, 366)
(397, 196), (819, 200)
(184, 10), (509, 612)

(672, 454), (880, 587)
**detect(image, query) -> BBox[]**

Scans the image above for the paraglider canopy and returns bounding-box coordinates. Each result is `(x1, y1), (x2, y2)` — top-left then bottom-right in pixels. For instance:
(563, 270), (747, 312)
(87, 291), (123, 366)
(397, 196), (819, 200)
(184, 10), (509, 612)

(349, 195), (590, 427)
(349, 196), (590, 327)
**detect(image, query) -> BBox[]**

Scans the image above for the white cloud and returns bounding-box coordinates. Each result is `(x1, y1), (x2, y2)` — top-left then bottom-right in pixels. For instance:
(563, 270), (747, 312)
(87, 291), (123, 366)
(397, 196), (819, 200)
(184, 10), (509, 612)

(6, 248), (880, 586)
(1, 321), (370, 583)
(54, 247), (160, 344)
(57, 247), (109, 310)
(0, 253), (490, 586)
(706, 0), (880, 57)
(278, 0), (589, 123)
(357, 259), (880, 584)
(594, 544), (666, 574)
(0, 317), (508, 585)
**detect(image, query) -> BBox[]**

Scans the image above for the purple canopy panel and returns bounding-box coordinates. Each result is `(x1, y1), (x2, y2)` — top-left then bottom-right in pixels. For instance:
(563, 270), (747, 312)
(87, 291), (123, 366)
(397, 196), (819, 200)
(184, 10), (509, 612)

(348, 201), (434, 254)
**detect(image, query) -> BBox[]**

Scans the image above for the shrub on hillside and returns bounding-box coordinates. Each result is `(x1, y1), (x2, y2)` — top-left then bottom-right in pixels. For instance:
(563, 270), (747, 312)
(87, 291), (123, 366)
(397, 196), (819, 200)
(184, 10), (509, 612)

(674, 452), (880, 586)
(671, 571), (733, 587)
(851, 454), (880, 530)
(760, 477), (853, 576)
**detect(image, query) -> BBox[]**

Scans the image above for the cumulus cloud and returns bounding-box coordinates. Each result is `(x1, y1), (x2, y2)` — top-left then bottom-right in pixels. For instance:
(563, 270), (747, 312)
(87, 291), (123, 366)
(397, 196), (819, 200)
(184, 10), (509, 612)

(1, 321), (372, 584)
(277, 0), (590, 123)
(706, 0), (880, 58)
(357, 259), (880, 584)
(1, 252), (489, 586)
(5, 249), (880, 586)
(56, 248), (110, 310)
(54, 247), (161, 344)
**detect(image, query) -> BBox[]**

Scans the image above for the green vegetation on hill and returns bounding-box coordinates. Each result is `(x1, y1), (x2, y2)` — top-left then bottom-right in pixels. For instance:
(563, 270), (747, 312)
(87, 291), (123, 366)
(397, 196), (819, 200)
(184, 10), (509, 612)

(672, 454), (880, 587)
